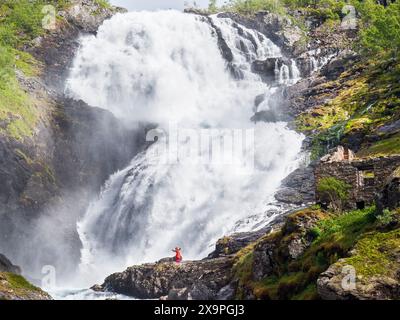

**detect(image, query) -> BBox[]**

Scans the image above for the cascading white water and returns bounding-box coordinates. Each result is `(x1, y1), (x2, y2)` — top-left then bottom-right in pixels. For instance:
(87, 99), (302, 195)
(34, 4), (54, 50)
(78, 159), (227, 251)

(65, 10), (304, 286)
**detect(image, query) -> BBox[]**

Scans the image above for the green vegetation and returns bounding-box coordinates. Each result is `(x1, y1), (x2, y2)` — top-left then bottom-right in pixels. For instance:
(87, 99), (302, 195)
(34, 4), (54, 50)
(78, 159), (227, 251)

(0, 0), (113, 140)
(317, 177), (351, 212)
(358, 133), (400, 158)
(356, 0), (400, 59)
(0, 272), (49, 300)
(208, 0), (218, 13)
(233, 206), (400, 299)
(0, 0), (49, 139)
(223, 0), (287, 16)
(297, 59), (400, 159)
(344, 228), (400, 279)
(0, 75), (38, 140)
(94, 0), (110, 9)
(293, 1), (400, 159)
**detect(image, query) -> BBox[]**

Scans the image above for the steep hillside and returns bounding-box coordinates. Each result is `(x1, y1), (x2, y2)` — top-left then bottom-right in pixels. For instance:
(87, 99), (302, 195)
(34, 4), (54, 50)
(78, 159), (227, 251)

(0, 0), (141, 277)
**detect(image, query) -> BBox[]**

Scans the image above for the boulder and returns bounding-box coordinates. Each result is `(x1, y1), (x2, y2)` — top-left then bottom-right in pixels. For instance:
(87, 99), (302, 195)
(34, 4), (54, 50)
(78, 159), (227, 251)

(320, 50), (358, 80)
(318, 260), (400, 300)
(98, 257), (234, 300)
(252, 239), (277, 281)
(275, 164), (316, 205)
(208, 227), (272, 259)
(62, 0), (127, 34)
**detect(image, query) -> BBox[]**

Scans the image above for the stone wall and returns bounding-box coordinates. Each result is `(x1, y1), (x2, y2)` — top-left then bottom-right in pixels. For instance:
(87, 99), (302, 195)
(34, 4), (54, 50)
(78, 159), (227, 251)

(315, 154), (400, 209)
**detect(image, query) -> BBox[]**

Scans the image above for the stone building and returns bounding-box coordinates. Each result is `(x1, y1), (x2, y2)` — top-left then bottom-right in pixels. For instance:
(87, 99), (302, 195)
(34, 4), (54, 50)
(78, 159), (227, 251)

(315, 146), (400, 209)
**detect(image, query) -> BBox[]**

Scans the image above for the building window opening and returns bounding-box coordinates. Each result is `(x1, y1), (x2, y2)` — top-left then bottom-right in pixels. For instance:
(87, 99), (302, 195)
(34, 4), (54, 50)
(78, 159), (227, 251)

(356, 201), (365, 210)
(360, 170), (375, 187)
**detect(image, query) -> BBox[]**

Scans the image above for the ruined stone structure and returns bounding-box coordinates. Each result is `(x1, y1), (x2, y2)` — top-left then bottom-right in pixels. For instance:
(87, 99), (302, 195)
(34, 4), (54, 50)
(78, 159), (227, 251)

(376, 167), (400, 213)
(315, 146), (400, 209)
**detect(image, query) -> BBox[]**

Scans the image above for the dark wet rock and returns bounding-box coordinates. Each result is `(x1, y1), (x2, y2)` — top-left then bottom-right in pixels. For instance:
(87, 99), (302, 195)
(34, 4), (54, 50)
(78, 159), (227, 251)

(0, 254), (21, 274)
(251, 57), (289, 81)
(91, 284), (103, 292)
(216, 283), (236, 300)
(167, 287), (192, 300)
(217, 11), (307, 57)
(254, 94), (266, 109)
(207, 17), (234, 63)
(208, 227), (272, 259)
(377, 119), (400, 135)
(275, 188), (304, 205)
(52, 97), (141, 192)
(320, 50), (359, 80)
(0, 1), (139, 277)
(251, 109), (287, 123)
(275, 164), (316, 205)
(376, 167), (400, 214)
(252, 238), (277, 281)
(98, 257), (234, 300)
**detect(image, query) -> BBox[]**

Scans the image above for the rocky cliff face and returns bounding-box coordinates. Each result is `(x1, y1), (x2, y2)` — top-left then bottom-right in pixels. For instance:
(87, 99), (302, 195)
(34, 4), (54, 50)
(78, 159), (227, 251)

(0, 0), (140, 277)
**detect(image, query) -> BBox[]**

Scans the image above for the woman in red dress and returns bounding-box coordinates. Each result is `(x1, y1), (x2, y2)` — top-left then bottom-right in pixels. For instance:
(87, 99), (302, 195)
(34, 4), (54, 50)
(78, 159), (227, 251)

(172, 247), (182, 263)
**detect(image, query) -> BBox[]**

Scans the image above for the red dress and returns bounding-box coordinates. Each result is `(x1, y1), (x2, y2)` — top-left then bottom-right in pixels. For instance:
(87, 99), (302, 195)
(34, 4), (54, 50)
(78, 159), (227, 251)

(174, 249), (182, 263)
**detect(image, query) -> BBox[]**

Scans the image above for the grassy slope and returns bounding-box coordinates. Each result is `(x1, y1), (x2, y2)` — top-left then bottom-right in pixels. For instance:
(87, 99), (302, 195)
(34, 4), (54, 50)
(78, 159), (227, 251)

(233, 207), (400, 300)
(0, 272), (50, 300)
(0, 0), (110, 141)
(296, 58), (400, 159)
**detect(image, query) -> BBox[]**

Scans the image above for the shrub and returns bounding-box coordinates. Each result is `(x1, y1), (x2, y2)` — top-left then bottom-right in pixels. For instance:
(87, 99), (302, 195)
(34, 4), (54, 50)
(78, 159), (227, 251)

(208, 0), (218, 13)
(317, 177), (351, 212)
(0, 45), (14, 85)
(376, 209), (394, 226)
(224, 0), (287, 15)
(356, 0), (400, 59)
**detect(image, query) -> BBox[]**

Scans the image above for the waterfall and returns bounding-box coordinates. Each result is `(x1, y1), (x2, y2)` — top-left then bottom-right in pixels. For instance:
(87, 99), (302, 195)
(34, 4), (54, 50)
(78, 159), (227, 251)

(65, 10), (304, 285)
(291, 59), (301, 81)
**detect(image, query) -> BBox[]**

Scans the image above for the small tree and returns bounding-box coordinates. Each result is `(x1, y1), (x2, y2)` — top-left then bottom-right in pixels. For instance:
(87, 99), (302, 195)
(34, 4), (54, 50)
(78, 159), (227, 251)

(208, 0), (218, 13)
(317, 177), (351, 212)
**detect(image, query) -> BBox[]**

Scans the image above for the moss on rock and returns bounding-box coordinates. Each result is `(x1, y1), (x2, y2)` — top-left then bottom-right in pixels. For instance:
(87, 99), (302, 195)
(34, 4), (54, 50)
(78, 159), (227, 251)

(0, 272), (51, 300)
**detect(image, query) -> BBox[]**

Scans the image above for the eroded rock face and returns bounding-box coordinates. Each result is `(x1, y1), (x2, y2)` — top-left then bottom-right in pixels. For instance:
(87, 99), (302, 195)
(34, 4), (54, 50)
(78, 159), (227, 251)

(0, 0), (137, 276)
(99, 257), (234, 300)
(252, 209), (323, 281)
(252, 239), (277, 281)
(31, 0), (126, 91)
(208, 227), (272, 259)
(275, 164), (316, 205)
(63, 0), (126, 33)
